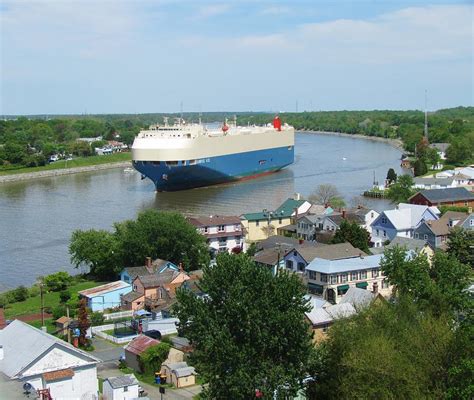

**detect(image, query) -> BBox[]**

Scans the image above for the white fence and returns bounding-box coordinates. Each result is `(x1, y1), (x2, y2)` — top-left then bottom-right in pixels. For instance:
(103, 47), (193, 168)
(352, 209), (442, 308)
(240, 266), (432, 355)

(103, 310), (134, 321)
(92, 324), (137, 344)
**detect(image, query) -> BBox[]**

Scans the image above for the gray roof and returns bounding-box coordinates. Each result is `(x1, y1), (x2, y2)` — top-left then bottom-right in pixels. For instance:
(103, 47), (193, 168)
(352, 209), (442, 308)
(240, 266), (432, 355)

(173, 366), (196, 377)
(305, 301), (356, 325)
(339, 287), (375, 309)
(256, 235), (301, 251)
(416, 187), (474, 203)
(121, 291), (144, 302)
(105, 374), (138, 389)
(386, 237), (428, 252)
(413, 177), (455, 186)
(0, 320), (100, 378)
(306, 254), (384, 274)
(429, 143), (449, 152)
(296, 242), (366, 263)
(253, 246), (293, 266)
(325, 213), (365, 226)
(136, 270), (178, 288)
(163, 361), (188, 370)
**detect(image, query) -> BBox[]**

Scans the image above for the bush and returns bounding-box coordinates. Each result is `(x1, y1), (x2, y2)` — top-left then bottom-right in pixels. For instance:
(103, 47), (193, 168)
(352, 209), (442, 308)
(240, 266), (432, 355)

(52, 305), (67, 320)
(90, 311), (105, 326)
(43, 272), (72, 292)
(11, 286), (29, 302)
(59, 290), (71, 304)
(413, 159), (428, 176)
(140, 343), (171, 374)
(28, 285), (40, 297)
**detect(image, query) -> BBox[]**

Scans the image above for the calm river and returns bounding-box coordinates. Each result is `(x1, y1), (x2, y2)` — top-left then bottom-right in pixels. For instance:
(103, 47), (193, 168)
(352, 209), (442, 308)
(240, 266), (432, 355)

(0, 133), (402, 290)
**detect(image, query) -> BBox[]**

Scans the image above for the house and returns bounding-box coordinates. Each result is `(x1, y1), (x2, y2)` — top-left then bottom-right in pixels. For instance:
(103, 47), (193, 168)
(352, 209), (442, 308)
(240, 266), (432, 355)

(55, 316), (73, 337)
(283, 242), (367, 274)
(305, 254), (391, 304)
(124, 335), (160, 373)
(429, 143), (449, 160)
(120, 257), (179, 284)
(241, 197), (312, 242)
(188, 215), (244, 256)
(413, 177), (456, 190)
(317, 211), (365, 232)
(160, 361), (196, 388)
(370, 203), (440, 248)
(256, 235), (303, 251)
(409, 187), (474, 208)
(0, 320), (100, 399)
(461, 213), (474, 230)
(253, 245), (293, 275)
(103, 374), (139, 400)
(414, 211), (468, 250)
(297, 214), (328, 241)
(452, 173), (471, 187)
(371, 236), (434, 260)
(120, 291), (146, 311)
(78, 281), (132, 312)
(305, 288), (383, 343)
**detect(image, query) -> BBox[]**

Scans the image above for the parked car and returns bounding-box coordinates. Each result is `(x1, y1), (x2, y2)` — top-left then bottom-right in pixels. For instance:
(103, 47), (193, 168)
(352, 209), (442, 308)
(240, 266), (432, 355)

(144, 330), (162, 340)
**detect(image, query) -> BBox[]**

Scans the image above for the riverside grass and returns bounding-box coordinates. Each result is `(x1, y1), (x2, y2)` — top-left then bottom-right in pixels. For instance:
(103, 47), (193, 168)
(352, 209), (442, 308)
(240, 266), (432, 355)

(0, 152), (131, 176)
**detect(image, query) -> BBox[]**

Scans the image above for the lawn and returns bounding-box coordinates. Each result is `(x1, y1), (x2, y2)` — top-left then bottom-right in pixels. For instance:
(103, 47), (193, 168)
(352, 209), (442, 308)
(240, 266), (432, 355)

(0, 152), (131, 176)
(4, 280), (104, 319)
(28, 318), (57, 334)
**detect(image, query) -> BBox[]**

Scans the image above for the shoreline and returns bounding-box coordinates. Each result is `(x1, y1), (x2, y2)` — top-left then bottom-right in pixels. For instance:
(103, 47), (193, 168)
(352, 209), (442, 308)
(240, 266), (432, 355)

(0, 161), (132, 184)
(300, 130), (405, 152)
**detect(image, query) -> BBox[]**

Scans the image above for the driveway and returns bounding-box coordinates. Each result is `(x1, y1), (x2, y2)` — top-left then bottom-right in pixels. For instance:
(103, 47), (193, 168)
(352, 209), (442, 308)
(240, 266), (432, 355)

(0, 374), (29, 400)
(90, 336), (124, 363)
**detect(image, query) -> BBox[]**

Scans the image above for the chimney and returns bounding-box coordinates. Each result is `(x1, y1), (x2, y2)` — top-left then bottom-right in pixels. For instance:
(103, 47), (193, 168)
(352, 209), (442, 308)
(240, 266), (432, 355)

(372, 282), (379, 295)
(342, 210), (346, 219)
(145, 257), (152, 269)
(359, 253), (364, 259)
(179, 262), (184, 272)
(294, 193), (301, 201)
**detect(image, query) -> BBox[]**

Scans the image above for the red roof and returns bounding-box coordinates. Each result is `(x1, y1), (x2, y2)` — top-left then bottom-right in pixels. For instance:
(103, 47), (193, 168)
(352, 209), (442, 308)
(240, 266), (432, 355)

(43, 368), (75, 381)
(124, 335), (160, 356)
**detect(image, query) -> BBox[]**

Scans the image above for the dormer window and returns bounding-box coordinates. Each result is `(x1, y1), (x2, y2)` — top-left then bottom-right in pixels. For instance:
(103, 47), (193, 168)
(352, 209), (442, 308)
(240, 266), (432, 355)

(218, 225), (225, 232)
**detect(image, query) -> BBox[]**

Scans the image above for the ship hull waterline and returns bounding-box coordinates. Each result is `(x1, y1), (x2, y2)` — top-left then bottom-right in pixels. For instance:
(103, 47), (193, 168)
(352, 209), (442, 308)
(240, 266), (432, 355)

(133, 145), (294, 192)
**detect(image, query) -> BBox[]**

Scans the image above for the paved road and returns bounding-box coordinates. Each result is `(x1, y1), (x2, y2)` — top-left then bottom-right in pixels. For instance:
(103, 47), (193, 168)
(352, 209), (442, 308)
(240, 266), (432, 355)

(90, 337), (124, 363)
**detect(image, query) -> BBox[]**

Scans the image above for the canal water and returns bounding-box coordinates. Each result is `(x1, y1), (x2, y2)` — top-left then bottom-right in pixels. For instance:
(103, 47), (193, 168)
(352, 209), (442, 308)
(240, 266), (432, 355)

(0, 132), (402, 290)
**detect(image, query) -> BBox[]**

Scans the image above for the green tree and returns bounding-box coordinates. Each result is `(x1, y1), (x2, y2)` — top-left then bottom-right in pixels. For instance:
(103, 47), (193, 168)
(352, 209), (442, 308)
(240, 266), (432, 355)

(446, 139), (473, 165)
(413, 158), (428, 176)
(174, 253), (313, 399)
(77, 298), (90, 346)
(4, 142), (27, 165)
(331, 220), (370, 253)
(386, 174), (414, 203)
(59, 290), (71, 303)
(386, 168), (397, 184)
(43, 271), (72, 292)
(114, 210), (210, 271)
(90, 311), (105, 326)
(446, 227), (474, 268)
(69, 229), (120, 279)
(11, 285), (29, 302)
(140, 342), (171, 375)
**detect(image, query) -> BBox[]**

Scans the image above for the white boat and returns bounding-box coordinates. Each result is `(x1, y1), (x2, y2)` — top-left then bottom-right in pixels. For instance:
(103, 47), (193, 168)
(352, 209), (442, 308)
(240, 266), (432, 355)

(123, 167), (135, 173)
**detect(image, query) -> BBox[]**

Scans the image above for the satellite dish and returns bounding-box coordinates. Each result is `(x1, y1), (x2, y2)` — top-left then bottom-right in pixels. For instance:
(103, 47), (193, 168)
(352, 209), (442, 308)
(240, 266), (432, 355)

(23, 382), (33, 394)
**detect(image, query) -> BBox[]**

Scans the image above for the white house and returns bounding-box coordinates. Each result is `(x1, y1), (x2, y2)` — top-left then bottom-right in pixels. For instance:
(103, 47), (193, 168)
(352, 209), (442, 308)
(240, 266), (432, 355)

(103, 374), (139, 400)
(305, 254), (391, 304)
(188, 215), (245, 255)
(0, 320), (100, 400)
(370, 203), (440, 248)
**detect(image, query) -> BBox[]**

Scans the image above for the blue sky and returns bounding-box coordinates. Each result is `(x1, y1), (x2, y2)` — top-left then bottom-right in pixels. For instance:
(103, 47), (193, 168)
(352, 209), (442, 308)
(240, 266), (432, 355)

(1, 0), (472, 115)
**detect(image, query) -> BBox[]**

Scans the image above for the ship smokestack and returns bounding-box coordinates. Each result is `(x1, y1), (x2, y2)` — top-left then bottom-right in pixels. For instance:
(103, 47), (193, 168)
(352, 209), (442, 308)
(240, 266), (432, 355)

(273, 116), (282, 131)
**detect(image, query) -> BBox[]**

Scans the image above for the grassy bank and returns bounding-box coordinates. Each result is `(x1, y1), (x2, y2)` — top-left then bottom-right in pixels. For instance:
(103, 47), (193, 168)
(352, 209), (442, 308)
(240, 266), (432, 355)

(0, 152), (131, 176)
(3, 280), (104, 319)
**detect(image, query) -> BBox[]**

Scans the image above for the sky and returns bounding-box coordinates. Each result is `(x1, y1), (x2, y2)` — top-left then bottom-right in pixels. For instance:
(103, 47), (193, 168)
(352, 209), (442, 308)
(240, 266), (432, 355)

(0, 0), (472, 115)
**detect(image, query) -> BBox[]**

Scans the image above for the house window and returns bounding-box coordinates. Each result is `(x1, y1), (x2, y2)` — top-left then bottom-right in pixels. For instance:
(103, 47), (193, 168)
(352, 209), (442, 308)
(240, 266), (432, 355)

(382, 279), (390, 289)
(124, 386), (128, 392)
(415, 233), (419, 239)
(297, 262), (305, 272)
(330, 275), (337, 284)
(322, 324), (329, 333)
(133, 285), (137, 290)
(470, 219), (474, 226)
(424, 234), (428, 240)
(235, 224), (240, 231)
(218, 225), (225, 232)
(382, 217), (387, 224)
(371, 212), (374, 218)
(360, 270), (367, 279)
(204, 226), (208, 233)
(383, 230), (387, 237)
(256, 220), (260, 226)
(372, 269), (379, 278)
(351, 272), (358, 281)
(278, 218), (282, 224)
(376, 229), (379, 236)
(320, 273), (328, 282)
(308, 271), (317, 280)
(340, 273), (348, 283)
(286, 260), (293, 269)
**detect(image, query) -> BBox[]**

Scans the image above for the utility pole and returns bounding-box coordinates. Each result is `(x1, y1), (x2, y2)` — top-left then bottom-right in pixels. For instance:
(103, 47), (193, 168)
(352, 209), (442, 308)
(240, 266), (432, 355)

(66, 306), (71, 343)
(424, 89), (428, 140)
(40, 283), (45, 329)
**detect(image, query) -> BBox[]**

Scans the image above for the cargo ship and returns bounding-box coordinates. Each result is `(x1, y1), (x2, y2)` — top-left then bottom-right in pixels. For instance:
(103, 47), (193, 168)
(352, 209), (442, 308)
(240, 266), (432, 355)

(131, 116), (295, 191)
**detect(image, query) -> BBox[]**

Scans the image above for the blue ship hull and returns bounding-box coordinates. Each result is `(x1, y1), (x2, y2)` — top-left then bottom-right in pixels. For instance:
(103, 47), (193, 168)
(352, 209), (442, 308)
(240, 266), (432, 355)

(133, 146), (294, 191)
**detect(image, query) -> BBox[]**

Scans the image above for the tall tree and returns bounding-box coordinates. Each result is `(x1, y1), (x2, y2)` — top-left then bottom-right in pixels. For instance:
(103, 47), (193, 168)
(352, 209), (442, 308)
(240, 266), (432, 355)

(386, 174), (414, 203)
(447, 227), (474, 268)
(174, 253), (314, 399)
(309, 184), (345, 208)
(386, 168), (397, 184)
(77, 298), (90, 347)
(331, 220), (370, 253)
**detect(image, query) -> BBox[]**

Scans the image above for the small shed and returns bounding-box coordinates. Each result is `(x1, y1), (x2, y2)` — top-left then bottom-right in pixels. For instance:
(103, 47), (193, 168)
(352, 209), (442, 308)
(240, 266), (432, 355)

(124, 335), (160, 372)
(103, 374), (139, 400)
(161, 361), (196, 388)
(55, 316), (73, 336)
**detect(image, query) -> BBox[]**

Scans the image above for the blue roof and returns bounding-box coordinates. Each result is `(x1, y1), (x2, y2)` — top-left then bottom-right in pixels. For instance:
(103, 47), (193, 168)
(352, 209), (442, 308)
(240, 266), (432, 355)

(306, 254), (384, 274)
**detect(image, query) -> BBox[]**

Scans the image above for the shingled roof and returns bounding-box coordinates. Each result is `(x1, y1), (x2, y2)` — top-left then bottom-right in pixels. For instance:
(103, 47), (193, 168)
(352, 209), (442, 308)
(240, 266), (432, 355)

(414, 187), (474, 203)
